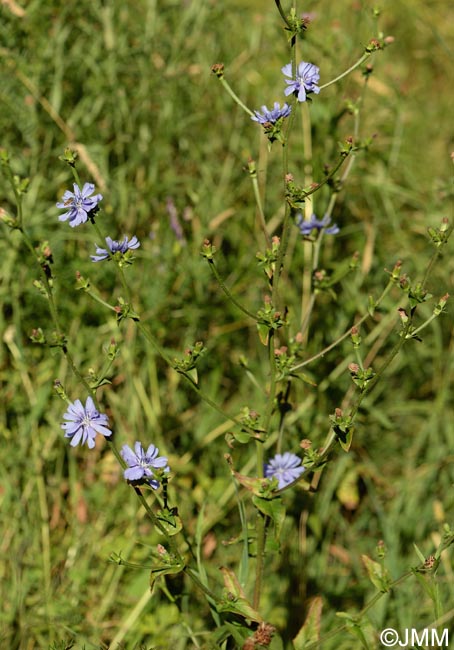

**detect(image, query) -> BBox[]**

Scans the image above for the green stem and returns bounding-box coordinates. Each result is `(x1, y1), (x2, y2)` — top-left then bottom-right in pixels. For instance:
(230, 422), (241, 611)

(319, 52), (371, 91)
(274, 0), (291, 29)
(184, 567), (220, 603)
(84, 288), (117, 312)
(134, 320), (248, 431)
(421, 225), (453, 289)
(19, 228), (95, 398)
(272, 95), (298, 307)
(300, 151), (351, 199)
(70, 165), (83, 188)
(1, 157), (24, 227)
(249, 168), (271, 246)
(207, 259), (258, 321)
(304, 571), (414, 649)
(300, 102), (314, 340)
(264, 330), (277, 434)
(408, 313), (438, 339)
(108, 438), (184, 561)
(252, 513), (267, 609)
(291, 280), (394, 372)
(218, 77), (254, 117)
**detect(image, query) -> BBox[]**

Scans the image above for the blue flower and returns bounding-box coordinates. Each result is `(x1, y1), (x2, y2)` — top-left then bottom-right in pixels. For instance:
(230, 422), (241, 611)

(251, 102), (292, 124)
(282, 61), (320, 102)
(296, 213), (339, 236)
(120, 441), (169, 488)
(61, 397), (111, 449)
(264, 452), (305, 489)
(56, 183), (103, 227)
(91, 235), (141, 262)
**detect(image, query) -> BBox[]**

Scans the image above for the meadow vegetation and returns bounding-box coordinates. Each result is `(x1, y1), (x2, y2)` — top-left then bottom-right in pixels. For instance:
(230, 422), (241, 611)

(1, 0), (454, 648)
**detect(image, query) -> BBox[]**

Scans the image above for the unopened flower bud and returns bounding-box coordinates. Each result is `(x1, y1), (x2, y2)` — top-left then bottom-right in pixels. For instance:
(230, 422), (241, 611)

(397, 307), (409, 323)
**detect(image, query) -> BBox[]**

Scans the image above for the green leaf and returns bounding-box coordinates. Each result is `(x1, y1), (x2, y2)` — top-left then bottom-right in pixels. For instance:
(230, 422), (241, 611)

(156, 509), (183, 536)
(413, 543), (426, 564)
(293, 596), (323, 650)
(149, 560), (185, 592)
(361, 554), (390, 592)
(218, 566), (263, 623)
(252, 495), (286, 540)
(335, 613), (370, 649)
(257, 322), (270, 345)
(337, 425), (354, 452)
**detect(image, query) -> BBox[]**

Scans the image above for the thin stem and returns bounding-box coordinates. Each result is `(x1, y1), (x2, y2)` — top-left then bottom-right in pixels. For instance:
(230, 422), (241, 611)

(249, 167), (271, 246)
(207, 258), (259, 321)
(252, 513), (267, 609)
(109, 436), (183, 560)
(184, 567), (220, 603)
(272, 95), (298, 307)
(135, 320), (246, 430)
(319, 52), (371, 91)
(83, 288), (117, 312)
(290, 280), (394, 372)
(263, 330), (277, 434)
(19, 228), (95, 398)
(274, 0), (291, 29)
(421, 224), (453, 289)
(1, 157), (24, 227)
(408, 313), (438, 339)
(218, 77), (254, 117)
(304, 570), (414, 649)
(300, 101), (314, 340)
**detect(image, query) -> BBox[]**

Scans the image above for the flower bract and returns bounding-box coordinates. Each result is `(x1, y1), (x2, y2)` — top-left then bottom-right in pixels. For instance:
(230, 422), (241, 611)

(56, 183), (103, 227)
(120, 441), (169, 488)
(61, 397), (111, 449)
(251, 102), (292, 124)
(264, 452), (305, 489)
(91, 235), (141, 262)
(282, 61), (320, 102)
(296, 213), (339, 236)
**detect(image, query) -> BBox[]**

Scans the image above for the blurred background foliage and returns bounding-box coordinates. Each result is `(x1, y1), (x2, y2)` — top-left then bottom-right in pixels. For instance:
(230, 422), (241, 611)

(1, 0), (453, 648)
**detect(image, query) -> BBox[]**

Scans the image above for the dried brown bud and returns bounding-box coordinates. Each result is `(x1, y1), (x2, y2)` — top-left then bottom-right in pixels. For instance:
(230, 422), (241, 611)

(254, 622), (276, 645)
(211, 63), (224, 78)
(423, 555), (436, 570)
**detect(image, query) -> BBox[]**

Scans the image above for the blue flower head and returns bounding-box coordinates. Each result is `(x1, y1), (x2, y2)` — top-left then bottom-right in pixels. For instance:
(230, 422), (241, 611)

(91, 235), (141, 262)
(296, 213), (339, 236)
(251, 102), (292, 143)
(282, 61), (320, 102)
(120, 441), (169, 489)
(61, 397), (111, 449)
(56, 183), (103, 227)
(264, 452), (305, 489)
(251, 102), (292, 125)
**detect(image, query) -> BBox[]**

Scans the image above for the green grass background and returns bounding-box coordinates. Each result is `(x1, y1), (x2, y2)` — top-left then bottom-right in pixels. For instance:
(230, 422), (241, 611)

(1, 0), (454, 648)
